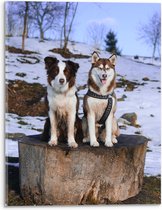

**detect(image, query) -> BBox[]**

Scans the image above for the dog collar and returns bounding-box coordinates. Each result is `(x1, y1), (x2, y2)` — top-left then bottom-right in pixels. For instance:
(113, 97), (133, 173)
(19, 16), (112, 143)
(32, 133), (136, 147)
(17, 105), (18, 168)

(86, 89), (113, 99)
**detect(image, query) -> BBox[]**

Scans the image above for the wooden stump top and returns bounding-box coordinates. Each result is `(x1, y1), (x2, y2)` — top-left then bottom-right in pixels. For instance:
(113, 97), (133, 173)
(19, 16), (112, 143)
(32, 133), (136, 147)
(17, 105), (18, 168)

(19, 134), (148, 152)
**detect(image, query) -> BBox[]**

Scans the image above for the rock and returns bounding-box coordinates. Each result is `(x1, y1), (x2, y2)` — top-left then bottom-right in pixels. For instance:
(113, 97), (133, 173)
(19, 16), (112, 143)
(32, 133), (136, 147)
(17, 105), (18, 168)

(117, 98), (124, 102)
(5, 132), (26, 140)
(134, 131), (142, 135)
(77, 84), (87, 91)
(118, 125), (127, 130)
(120, 113), (137, 126)
(118, 118), (131, 126)
(13, 84), (19, 88)
(134, 55), (139, 60)
(125, 84), (134, 91)
(117, 78), (139, 91)
(19, 134), (148, 205)
(16, 56), (40, 64)
(142, 77), (150, 81)
(122, 94), (127, 99)
(15, 73), (27, 77)
(117, 94), (127, 102)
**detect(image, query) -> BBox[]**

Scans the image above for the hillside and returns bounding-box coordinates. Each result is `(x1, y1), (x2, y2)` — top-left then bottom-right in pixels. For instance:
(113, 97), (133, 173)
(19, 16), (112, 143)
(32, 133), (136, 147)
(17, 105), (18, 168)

(5, 37), (161, 177)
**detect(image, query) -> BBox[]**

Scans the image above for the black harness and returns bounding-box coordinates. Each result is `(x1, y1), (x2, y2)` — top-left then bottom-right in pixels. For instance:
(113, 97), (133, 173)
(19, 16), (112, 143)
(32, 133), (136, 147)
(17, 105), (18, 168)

(86, 89), (113, 125)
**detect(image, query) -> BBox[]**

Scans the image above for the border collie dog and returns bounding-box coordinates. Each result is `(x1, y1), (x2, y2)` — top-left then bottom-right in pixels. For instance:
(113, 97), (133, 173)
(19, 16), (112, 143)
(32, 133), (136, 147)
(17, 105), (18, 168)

(43, 56), (80, 148)
(82, 52), (120, 147)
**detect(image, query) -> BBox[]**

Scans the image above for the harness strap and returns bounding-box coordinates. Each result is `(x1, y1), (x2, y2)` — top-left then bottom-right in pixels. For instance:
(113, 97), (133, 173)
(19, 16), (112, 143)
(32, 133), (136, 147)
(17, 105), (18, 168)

(87, 89), (110, 99)
(86, 89), (113, 125)
(97, 97), (112, 125)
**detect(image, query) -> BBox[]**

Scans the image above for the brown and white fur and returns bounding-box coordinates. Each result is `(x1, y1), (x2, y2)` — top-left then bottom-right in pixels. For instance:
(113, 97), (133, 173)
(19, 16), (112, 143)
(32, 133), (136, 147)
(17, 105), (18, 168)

(82, 52), (120, 147)
(43, 56), (80, 148)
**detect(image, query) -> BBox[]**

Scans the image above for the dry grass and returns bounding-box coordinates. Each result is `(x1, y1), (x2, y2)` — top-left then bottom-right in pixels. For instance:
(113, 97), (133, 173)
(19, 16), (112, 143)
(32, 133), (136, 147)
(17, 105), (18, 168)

(7, 80), (47, 116)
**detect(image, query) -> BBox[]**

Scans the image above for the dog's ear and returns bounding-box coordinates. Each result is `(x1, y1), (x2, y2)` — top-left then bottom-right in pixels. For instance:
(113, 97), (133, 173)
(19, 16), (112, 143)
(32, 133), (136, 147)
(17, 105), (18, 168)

(44, 57), (58, 69)
(109, 54), (116, 66)
(65, 60), (79, 76)
(92, 51), (100, 64)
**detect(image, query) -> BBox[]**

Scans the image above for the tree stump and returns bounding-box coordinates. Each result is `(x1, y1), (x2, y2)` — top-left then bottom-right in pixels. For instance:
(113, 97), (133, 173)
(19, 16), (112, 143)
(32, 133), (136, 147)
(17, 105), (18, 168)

(18, 134), (148, 205)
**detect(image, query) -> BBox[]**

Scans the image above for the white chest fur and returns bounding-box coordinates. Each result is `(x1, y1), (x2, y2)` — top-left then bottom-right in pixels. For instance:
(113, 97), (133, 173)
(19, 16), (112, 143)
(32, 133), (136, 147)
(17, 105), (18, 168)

(87, 96), (115, 122)
(47, 85), (77, 116)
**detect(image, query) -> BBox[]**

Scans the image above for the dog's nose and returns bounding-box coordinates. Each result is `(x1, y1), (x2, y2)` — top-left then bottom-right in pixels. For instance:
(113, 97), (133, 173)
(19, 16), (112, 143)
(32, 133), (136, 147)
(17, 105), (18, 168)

(59, 78), (65, 84)
(102, 74), (107, 79)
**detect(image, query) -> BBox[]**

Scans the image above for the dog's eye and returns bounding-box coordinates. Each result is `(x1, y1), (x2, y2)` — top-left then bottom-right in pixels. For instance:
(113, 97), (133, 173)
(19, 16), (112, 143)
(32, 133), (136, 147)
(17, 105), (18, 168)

(105, 65), (110, 70)
(105, 67), (110, 70)
(64, 68), (70, 75)
(50, 67), (59, 77)
(54, 68), (59, 75)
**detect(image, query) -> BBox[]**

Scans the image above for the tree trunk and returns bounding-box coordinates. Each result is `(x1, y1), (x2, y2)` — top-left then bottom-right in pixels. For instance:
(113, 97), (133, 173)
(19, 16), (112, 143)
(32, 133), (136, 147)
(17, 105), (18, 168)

(62, 2), (68, 51)
(19, 134), (148, 205)
(152, 43), (156, 59)
(152, 35), (158, 59)
(22, 2), (29, 51)
(66, 2), (78, 42)
(60, 26), (63, 48)
(62, 2), (78, 52)
(40, 27), (44, 42)
(63, 38), (68, 52)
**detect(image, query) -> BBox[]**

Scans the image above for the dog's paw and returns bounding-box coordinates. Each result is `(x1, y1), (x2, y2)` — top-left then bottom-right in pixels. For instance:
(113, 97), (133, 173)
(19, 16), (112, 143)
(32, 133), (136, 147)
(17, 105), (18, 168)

(68, 141), (78, 148)
(90, 141), (99, 147)
(48, 139), (57, 146)
(112, 137), (118, 144)
(105, 141), (113, 147)
(83, 137), (90, 143)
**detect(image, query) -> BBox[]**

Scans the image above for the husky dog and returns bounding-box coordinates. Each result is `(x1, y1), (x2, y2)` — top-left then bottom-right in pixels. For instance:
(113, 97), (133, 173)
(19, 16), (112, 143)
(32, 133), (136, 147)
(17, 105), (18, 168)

(82, 52), (120, 147)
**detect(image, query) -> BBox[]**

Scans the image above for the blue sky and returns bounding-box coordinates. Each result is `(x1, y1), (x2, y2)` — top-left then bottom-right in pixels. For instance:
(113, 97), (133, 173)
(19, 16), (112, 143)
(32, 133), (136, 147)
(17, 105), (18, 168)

(72, 2), (161, 57)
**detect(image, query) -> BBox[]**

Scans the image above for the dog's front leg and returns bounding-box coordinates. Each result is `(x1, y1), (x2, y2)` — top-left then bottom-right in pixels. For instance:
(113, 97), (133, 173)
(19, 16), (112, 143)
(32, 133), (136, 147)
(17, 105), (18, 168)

(112, 116), (119, 143)
(48, 109), (58, 146)
(88, 113), (99, 147)
(105, 112), (113, 147)
(67, 111), (78, 148)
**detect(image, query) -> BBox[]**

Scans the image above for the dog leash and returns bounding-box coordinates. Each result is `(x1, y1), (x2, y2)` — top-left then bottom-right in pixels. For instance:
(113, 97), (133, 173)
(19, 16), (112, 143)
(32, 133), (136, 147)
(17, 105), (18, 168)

(86, 89), (113, 125)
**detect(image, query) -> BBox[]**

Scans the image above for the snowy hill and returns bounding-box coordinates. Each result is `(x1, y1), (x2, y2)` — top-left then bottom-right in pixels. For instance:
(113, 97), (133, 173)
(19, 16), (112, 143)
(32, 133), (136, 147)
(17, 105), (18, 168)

(124, 55), (161, 67)
(5, 37), (161, 176)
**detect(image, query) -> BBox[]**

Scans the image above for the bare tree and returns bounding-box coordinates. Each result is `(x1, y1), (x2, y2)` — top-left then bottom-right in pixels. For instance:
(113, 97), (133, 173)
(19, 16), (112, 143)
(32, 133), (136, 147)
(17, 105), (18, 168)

(5, 2), (15, 36)
(30, 2), (64, 41)
(138, 12), (161, 58)
(22, 2), (29, 51)
(6, 1), (33, 40)
(13, 1), (31, 50)
(61, 2), (78, 51)
(87, 22), (107, 50)
(5, 2), (24, 36)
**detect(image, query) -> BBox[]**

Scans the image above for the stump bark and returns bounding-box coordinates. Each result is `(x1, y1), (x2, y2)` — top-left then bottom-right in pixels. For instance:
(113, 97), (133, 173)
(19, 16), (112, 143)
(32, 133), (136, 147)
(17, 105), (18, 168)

(19, 134), (148, 205)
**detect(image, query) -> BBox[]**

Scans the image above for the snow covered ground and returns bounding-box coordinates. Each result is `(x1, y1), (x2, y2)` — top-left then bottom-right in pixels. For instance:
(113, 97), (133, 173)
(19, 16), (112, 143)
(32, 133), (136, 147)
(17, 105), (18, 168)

(5, 37), (161, 176)
(124, 55), (161, 67)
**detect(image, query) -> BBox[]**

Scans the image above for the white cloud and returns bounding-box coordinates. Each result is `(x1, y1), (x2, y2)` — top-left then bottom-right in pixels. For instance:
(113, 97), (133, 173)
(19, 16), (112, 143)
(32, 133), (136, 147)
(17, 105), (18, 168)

(88, 17), (117, 27)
